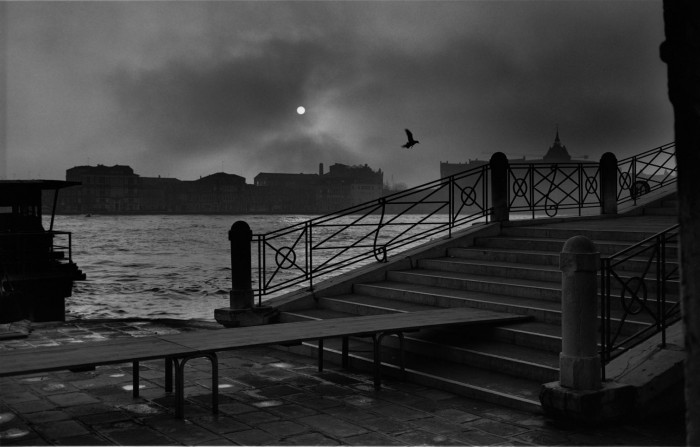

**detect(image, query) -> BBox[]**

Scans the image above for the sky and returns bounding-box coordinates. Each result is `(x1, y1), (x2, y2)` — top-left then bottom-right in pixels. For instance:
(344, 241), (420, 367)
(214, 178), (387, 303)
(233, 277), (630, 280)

(1, 1), (674, 187)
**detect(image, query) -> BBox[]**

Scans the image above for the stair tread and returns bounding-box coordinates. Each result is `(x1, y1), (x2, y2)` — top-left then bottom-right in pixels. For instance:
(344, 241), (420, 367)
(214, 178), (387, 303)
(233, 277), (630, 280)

(407, 332), (560, 369)
(392, 268), (560, 289)
(318, 338), (543, 405)
(360, 281), (561, 311)
(283, 308), (355, 320)
(320, 294), (436, 312)
(428, 257), (560, 272)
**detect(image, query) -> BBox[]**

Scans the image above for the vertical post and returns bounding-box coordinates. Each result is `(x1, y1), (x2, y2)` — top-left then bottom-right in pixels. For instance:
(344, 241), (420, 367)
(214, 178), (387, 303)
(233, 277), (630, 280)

(599, 152), (618, 215)
(599, 152), (617, 214)
(661, 4), (700, 442)
(559, 236), (601, 390)
(216, 220), (278, 327)
(489, 152), (509, 222)
(229, 220), (253, 310)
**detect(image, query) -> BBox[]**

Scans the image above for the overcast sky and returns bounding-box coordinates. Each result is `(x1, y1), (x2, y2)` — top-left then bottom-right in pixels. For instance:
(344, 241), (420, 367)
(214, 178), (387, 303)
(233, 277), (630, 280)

(1, 1), (673, 187)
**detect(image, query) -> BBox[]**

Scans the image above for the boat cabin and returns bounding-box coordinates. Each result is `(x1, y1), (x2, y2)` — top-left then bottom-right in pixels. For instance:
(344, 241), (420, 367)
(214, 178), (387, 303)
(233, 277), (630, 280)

(0, 180), (85, 322)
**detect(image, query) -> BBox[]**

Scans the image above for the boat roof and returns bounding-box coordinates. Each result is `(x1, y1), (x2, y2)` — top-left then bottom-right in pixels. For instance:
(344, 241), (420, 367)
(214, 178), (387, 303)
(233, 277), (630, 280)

(0, 180), (81, 190)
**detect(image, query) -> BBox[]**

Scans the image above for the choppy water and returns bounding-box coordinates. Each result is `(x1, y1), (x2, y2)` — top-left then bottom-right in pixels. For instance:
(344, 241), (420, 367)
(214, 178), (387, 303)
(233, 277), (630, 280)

(53, 214), (457, 322)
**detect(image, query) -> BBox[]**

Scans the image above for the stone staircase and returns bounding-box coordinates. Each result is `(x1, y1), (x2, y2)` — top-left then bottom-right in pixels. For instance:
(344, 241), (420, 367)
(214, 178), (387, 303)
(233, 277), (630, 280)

(276, 195), (679, 413)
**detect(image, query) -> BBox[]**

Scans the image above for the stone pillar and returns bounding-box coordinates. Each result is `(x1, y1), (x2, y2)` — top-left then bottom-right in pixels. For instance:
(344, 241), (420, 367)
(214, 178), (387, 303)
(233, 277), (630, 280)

(215, 221), (278, 328)
(559, 236), (601, 390)
(661, 2), (700, 444)
(229, 221), (254, 309)
(490, 152), (509, 222)
(599, 152), (618, 215)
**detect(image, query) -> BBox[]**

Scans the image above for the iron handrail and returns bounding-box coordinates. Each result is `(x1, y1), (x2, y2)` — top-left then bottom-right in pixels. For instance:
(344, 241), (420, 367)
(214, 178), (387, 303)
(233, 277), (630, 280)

(599, 224), (681, 380)
(253, 143), (676, 301)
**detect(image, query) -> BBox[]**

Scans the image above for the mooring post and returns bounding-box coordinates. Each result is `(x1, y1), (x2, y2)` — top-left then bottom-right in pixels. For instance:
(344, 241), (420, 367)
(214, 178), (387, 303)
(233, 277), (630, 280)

(559, 235), (601, 390)
(600, 152), (618, 215)
(215, 220), (278, 327)
(490, 152), (509, 222)
(229, 220), (254, 309)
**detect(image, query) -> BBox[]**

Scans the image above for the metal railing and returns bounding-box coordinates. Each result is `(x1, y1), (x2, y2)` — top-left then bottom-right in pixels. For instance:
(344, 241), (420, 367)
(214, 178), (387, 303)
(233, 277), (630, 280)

(617, 142), (677, 205)
(254, 166), (489, 301)
(599, 224), (681, 380)
(508, 162), (601, 218)
(253, 143), (677, 300)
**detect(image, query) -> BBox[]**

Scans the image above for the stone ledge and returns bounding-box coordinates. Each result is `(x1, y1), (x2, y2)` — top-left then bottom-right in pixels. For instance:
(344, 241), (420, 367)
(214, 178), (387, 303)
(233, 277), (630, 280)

(539, 381), (635, 425)
(214, 306), (279, 328)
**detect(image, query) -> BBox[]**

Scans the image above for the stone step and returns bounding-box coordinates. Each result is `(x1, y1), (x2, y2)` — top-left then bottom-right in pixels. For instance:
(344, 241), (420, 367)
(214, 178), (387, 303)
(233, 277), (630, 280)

(278, 308), (353, 323)
(474, 236), (678, 257)
(353, 282), (653, 336)
(282, 338), (543, 413)
(317, 294), (435, 316)
(419, 258), (561, 283)
(644, 207), (678, 216)
(500, 225), (666, 242)
(447, 246), (679, 273)
(386, 269), (561, 301)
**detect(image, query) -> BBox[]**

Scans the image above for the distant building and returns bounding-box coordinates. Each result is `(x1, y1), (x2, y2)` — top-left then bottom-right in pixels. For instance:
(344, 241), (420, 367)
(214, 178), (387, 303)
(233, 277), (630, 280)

(440, 130), (586, 179)
(63, 165), (139, 213)
(58, 162), (384, 215)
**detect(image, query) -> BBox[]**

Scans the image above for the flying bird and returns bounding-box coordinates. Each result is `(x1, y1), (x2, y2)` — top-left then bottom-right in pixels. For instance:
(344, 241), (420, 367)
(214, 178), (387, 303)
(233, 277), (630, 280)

(401, 129), (420, 149)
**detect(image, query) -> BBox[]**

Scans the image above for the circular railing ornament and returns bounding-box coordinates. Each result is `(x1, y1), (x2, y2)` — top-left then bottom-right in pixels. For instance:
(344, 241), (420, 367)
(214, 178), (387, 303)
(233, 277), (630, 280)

(585, 177), (598, 195)
(460, 186), (477, 206)
(619, 172), (632, 190)
(621, 277), (647, 315)
(275, 247), (296, 270)
(513, 178), (528, 198)
(544, 199), (559, 217)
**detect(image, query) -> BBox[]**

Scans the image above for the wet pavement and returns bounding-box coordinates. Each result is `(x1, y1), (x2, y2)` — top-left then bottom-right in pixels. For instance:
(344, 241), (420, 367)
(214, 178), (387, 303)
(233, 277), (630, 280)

(0, 319), (686, 445)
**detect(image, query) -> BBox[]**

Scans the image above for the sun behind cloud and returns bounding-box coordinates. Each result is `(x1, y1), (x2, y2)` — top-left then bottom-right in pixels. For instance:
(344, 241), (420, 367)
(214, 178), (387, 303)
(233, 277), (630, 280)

(296, 106), (306, 115)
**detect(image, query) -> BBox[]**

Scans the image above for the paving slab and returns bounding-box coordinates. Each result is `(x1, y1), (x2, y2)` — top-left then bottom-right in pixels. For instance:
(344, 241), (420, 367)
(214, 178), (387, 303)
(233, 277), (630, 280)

(0, 319), (687, 446)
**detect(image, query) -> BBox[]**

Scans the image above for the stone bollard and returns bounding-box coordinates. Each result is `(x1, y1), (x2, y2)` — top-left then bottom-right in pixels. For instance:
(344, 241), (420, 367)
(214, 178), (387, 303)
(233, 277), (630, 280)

(559, 235), (601, 390)
(540, 235), (637, 423)
(490, 152), (509, 222)
(229, 220), (254, 309)
(599, 152), (618, 215)
(215, 221), (278, 328)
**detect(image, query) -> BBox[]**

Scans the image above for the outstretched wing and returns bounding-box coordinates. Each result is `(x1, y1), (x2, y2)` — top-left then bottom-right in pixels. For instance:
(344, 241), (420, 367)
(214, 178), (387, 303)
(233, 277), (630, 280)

(404, 129), (414, 141)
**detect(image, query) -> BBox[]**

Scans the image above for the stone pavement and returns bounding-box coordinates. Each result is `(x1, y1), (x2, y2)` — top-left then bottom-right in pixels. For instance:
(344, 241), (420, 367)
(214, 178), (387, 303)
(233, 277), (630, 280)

(0, 319), (686, 446)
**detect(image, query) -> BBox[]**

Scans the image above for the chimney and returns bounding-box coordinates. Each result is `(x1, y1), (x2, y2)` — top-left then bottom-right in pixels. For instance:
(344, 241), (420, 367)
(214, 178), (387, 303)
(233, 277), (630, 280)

(319, 163), (324, 176)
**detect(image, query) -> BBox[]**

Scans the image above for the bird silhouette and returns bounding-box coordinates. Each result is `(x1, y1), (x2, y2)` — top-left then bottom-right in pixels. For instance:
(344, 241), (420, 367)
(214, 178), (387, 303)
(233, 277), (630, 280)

(401, 129), (419, 149)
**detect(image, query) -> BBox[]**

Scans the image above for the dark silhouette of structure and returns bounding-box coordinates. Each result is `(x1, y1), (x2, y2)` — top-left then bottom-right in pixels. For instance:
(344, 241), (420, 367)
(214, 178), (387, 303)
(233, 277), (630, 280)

(402, 129), (420, 149)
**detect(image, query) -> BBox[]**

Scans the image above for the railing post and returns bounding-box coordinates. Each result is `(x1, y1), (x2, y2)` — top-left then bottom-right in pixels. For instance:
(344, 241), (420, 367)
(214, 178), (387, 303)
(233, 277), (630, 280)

(215, 220), (278, 327)
(600, 152), (618, 215)
(229, 221), (254, 310)
(490, 152), (509, 222)
(559, 236), (602, 390)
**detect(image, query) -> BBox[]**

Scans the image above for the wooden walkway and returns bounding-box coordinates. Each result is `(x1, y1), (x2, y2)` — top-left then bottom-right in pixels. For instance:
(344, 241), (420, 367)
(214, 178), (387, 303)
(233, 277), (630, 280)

(0, 308), (529, 418)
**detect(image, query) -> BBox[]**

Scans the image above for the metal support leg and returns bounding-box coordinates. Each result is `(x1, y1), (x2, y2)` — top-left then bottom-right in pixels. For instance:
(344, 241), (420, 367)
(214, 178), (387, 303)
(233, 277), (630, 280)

(397, 332), (406, 381)
(173, 353), (220, 419)
(165, 358), (173, 393)
(342, 336), (349, 369)
(132, 361), (139, 398)
(318, 339), (324, 372)
(373, 333), (382, 390)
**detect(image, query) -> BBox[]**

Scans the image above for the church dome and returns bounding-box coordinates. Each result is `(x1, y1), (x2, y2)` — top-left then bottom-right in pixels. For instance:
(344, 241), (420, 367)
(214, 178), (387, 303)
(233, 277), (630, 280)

(543, 129), (572, 162)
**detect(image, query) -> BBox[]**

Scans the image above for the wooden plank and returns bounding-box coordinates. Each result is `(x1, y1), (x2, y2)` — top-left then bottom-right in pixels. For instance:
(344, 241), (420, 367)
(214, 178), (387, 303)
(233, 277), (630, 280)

(0, 308), (528, 378)
(161, 308), (530, 352)
(0, 337), (192, 377)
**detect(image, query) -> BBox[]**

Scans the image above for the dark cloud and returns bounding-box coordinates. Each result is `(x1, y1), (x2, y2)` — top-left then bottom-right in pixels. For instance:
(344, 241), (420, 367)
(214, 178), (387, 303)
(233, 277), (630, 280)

(6, 1), (673, 185)
(110, 38), (344, 156)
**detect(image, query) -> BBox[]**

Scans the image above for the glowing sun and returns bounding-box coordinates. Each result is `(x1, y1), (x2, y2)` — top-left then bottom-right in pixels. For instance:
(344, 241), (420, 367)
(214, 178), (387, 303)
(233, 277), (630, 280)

(296, 106), (306, 115)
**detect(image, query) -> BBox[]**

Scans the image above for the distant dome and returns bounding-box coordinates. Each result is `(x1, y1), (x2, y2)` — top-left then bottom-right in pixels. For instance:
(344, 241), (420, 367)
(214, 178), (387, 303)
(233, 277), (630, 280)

(543, 129), (572, 162)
